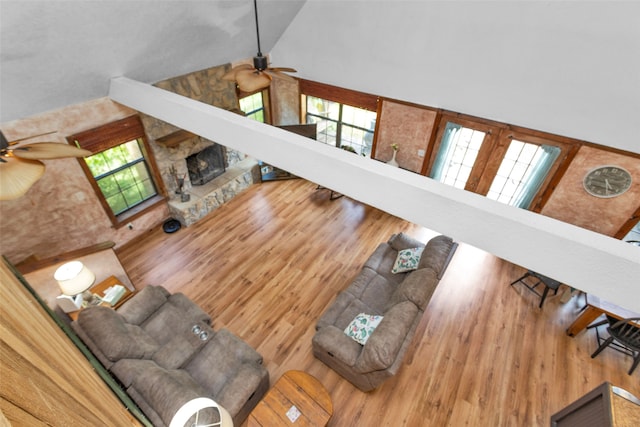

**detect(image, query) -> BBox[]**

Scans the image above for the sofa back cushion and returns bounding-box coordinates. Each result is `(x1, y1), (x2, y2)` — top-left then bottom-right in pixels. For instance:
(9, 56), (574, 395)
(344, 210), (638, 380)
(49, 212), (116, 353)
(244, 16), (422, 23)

(118, 285), (170, 325)
(418, 235), (456, 279)
(128, 291), (212, 347)
(77, 306), (159, 362)
(184, 330), (248, 396)
(354, 300), (418, 373)
(386, 267), (439, 310)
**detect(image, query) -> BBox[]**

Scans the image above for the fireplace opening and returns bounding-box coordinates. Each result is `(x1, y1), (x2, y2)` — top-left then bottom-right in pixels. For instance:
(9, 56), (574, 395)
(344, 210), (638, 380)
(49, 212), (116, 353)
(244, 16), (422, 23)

(186, 144), (226, 186)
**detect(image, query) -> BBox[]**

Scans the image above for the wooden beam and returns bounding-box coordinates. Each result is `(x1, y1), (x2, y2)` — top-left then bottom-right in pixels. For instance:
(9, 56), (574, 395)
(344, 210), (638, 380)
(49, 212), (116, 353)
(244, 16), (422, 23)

(108, 76), (640, 313)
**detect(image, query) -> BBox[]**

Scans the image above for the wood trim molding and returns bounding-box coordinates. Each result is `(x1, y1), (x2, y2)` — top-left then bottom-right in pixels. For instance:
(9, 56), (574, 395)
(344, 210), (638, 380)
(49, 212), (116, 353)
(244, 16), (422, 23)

(298, 79), (379, 111)
(15, 241), (116, 275)
(69, 115), (145, 153)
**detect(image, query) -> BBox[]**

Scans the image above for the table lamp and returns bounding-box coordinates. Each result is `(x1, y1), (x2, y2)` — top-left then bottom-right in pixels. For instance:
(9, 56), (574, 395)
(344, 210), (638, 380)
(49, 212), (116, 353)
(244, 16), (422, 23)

(170, 397), (233, 427)
(54, 261), (97, 306)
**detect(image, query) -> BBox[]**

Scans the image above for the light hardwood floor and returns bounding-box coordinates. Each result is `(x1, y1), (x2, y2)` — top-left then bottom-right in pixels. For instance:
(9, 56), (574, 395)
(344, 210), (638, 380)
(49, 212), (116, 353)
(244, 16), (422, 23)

(118, 178), (639, 426)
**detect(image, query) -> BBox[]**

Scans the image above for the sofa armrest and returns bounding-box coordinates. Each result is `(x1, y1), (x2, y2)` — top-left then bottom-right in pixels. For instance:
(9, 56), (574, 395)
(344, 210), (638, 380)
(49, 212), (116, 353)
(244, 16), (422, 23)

(388, 233), (425, 251)
(418, 235), (457, 279)
(215, 363), (269, 418)
(354, 300), (418, 373)
(312, 325), (362, 367)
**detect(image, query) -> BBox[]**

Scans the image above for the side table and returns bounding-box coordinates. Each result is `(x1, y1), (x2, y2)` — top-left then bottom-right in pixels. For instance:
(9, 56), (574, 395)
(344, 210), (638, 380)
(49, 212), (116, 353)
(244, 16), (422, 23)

(67, 275), (134, 321)
(247, 370), (333, 426)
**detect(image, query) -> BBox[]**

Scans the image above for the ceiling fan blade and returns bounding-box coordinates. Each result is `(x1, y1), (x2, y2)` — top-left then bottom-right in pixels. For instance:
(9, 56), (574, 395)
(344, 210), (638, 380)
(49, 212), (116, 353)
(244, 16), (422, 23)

(222, 63), (254, 81)
(235, 69), (272, 92)
(11, 143), (92, 160)
(5, 130), (58, 145)
(268, 67), (297, 73)
(264, 69), (297, 83)
(0, 157), (45, 200)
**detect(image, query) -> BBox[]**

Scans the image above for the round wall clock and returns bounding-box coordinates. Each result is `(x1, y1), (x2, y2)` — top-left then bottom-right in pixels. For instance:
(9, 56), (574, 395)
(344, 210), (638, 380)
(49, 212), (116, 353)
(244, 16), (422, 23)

(583, 165), (632, 198)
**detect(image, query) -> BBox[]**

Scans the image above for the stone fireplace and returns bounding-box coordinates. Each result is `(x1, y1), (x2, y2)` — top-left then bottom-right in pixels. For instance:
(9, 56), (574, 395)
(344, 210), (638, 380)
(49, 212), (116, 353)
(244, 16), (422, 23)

(142, 120), (260, 227)
(186, 144), (226, 186)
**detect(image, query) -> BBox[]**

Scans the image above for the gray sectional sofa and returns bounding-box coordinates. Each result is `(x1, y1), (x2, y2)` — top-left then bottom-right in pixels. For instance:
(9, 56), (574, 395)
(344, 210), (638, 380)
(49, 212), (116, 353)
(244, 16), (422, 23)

(312, 233), (457, 392)
(72, 285), (269, 426)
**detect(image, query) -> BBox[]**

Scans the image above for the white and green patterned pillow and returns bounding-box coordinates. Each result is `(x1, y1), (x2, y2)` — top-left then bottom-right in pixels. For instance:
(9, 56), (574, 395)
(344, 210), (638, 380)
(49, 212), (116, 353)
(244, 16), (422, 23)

(391, 247), (424, 273)
(344, 313), (384, 345)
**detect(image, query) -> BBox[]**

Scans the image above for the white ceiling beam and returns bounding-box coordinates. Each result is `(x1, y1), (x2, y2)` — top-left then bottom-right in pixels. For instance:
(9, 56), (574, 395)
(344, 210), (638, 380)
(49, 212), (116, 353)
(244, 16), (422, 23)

(109, 76), (640, 313)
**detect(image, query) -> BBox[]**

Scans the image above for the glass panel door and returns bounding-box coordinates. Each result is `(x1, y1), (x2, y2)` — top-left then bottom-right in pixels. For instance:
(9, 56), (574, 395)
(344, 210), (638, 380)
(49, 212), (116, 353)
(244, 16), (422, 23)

(430, 121), (487, 190)
(486, 140), (560, 208)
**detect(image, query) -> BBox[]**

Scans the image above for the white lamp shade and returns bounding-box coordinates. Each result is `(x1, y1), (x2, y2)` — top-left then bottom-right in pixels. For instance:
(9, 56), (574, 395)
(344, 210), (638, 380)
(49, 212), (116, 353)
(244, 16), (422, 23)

(54, 261), (95, 295)
(170, 397), (233, 427)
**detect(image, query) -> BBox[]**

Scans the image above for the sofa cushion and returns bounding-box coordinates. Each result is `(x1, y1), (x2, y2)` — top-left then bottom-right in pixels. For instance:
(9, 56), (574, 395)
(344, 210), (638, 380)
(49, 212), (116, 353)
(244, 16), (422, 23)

(140, 296), (211, 346)
(184, 329), (264, 397)
(152, 321), (214, 369)
(111, 358), (159, 388)
(117, 285), (170, 325)
(418, 235), (456, 279)
(334, 295), (380, 331)
(391, 247), (424, 273)
(354, 301), (418, 373)
(344, 313), (384, 345)
(77, 306), (158, 362)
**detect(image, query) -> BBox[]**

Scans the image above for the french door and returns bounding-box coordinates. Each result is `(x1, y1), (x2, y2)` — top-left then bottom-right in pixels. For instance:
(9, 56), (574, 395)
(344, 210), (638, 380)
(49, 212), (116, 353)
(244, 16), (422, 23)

(428, 114), (575, 211)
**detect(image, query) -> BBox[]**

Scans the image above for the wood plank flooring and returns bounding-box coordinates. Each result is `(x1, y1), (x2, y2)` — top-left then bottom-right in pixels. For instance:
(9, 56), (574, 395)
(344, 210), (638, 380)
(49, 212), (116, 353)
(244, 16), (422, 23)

(117, 178), (639, 426)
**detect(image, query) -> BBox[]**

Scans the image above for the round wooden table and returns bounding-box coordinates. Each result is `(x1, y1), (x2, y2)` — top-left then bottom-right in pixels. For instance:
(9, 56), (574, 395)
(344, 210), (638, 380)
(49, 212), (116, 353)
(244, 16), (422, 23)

(247, 370), (333, 426)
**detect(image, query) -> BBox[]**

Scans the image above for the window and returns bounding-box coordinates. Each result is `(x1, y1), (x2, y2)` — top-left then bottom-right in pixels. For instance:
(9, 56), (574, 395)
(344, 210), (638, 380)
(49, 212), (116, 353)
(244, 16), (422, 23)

(429, 113), (574, 211)
(303, 96), (376, 156)
(299, 79), (378, 157)
(69, 116), (165, 227)
(239, 90), (269, 123)
(84, 140), (157, 215)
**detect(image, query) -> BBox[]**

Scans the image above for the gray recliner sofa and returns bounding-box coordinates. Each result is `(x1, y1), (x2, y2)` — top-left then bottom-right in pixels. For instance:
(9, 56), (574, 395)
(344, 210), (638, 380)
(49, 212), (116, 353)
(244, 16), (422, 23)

(72, 285), (269, 426)
(312, 233), (457, 392)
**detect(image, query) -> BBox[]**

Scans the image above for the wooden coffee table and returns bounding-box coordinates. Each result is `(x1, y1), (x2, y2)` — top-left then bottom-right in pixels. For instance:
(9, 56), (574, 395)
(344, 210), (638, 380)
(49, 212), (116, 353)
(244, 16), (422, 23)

(247, 370), (333, 426)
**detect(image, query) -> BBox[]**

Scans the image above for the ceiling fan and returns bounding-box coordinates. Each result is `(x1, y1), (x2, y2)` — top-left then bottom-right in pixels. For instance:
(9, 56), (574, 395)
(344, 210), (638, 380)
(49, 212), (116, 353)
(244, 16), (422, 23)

(0, 130), (92, 201)
(222, 0), (297, 92)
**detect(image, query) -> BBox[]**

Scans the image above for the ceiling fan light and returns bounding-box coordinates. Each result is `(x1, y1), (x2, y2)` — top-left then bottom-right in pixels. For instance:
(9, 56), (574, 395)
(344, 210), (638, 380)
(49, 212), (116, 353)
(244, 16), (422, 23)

(0, 156), (45, 200)
(222, 64), (253, 82)
(235, 69), (272, 92)
(11, 142), (91, 160)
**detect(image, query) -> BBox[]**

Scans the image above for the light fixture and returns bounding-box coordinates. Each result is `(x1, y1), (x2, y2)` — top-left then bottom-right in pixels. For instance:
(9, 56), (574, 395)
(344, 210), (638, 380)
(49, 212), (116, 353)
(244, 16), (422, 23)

(0, 130), (91, 200)
(54, 261), (97, 306)
(170, 397), (233, 427)
(222, 0), (296, 92)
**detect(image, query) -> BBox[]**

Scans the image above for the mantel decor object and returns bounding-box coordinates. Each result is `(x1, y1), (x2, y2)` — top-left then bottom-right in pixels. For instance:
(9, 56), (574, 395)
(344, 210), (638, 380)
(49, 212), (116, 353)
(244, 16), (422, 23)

(387, 143), (399, 167)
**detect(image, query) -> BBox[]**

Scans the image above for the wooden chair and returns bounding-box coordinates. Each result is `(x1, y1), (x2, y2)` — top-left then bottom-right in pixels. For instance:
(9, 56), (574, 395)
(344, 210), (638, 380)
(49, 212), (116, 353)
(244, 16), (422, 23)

(591, 317), (640, 375)
(509, 270), (562, 308)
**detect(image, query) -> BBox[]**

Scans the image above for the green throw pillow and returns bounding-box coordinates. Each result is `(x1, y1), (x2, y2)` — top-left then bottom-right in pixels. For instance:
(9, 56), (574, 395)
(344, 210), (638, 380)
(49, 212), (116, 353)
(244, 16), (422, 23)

(391, 247), (424, 273)
(344, 313), (384, 345)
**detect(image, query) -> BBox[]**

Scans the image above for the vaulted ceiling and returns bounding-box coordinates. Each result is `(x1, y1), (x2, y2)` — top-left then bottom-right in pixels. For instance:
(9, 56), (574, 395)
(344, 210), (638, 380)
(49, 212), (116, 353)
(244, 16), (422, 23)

(0, 0), (305, 122)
